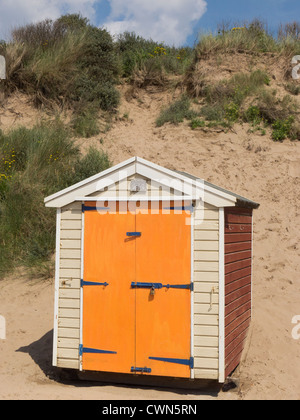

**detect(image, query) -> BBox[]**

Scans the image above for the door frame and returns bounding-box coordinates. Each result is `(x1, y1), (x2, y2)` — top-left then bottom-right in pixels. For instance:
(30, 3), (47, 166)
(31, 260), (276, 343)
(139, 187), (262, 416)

(79, 197), (195, 379)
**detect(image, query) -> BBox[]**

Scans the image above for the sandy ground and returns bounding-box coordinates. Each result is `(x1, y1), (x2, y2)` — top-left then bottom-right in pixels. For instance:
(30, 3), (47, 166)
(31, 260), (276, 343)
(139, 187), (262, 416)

(0, 273), (226, 400)
(0, 86), (300, 400)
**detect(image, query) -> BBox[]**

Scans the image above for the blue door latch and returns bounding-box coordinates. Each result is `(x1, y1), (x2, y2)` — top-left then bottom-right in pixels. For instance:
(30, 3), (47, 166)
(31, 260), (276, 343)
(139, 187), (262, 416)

(131, 282), (193, 291)
(131, 366), (151, 373)
(126, 232), (142, 237)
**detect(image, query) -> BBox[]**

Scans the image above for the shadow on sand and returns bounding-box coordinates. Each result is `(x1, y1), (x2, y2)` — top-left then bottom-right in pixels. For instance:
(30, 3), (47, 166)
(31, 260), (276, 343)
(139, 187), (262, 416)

(16, 329), (223, 398)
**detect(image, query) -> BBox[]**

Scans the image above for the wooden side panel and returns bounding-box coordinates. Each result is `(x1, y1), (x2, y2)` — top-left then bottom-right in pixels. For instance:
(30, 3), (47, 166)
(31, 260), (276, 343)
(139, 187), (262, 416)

(224, 207), (252, 378)
(193, 202), (219, 380)
(56, 202), (82, 370)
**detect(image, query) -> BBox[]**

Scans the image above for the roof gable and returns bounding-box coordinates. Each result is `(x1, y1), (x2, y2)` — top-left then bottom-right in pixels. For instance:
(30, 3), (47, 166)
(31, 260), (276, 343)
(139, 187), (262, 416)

(44, 157), (258, 209)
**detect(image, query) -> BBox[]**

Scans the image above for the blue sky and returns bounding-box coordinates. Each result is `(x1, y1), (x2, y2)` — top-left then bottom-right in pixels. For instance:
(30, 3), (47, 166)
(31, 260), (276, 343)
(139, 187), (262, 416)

(191, 0), (300, 40)
(96, 0), (300, 46)
(0, 0), (300, 46)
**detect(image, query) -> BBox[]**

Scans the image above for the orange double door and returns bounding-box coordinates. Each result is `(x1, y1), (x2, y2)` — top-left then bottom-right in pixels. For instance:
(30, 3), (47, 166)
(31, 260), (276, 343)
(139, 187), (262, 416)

(81, 201), (192, 378)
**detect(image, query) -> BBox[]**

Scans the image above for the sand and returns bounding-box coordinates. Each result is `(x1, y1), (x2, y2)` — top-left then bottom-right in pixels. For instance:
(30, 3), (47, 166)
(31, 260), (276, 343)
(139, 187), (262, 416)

(0, 85), (300, 400)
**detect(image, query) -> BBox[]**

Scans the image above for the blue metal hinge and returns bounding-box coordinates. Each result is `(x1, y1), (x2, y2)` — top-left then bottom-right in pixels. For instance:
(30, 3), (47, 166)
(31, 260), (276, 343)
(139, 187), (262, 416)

(131, 282), (193, 291)
(149, 356), (194, 369)
(79, 345), (117, 356)
(131, 366), (152, 374)
(81, 280), (109, 287)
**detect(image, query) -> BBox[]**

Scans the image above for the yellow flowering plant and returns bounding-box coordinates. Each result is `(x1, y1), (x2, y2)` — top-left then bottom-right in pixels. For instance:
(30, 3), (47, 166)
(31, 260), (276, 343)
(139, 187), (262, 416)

(0, 148), (16, 181)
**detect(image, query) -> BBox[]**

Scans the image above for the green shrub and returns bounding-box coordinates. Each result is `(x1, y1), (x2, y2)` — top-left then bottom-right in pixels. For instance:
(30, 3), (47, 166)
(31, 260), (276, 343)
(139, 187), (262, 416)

(63, 146), (111, 187)
(272, 117), (295, 141)
(116, 31), (194, 79)
(55, 13), (90, 33)
(71, 108), (100, 138)
(256, 90), (298, 124)
(230, 70), (271, 101)
(156, 95), (198, 127)
(195, 19), (285, 57)
(12, 18), (65, 48)
(243, 94), (298, 139)
(190, 118), (206, 129)
(244, 105), (262, 124)
(116, 32), (159, 77)
(97, 84), (120, 111)
(200, 104), (225, 122)
(196, 70), (270, 127)
(78, 26), (120, 83)
(0, 122), (111, 277)
(224, 102), (240, 122)
(72, 76), (120, 111)
(4, 15), (121, 113)
(285, 82), (300, 96)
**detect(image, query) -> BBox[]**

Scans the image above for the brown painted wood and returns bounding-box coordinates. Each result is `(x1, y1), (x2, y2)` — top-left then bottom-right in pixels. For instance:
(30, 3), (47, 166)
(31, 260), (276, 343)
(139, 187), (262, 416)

(223, 207), (253, 378)
(225, 336), (249, 378)
(225, 223), (252, 233)
(225, 321), (250, 354)
(225, 351), (243, 378)
(225, 267), (251, 284)
(225, 242), (251, 254)
(225, 292), (251, 317)
(225, 314), (251, 344)
(225, 213), (252, 224)
(225, 250), (252, 264)
(225, 258), (252, 275)
(225, 333), (249, 362)
(225, 232), (252, 243)
(225, 301), (251, 327)
(224, 207), (253, 215)
(225, 276), (251, 296)
(225, 284), (251, 306)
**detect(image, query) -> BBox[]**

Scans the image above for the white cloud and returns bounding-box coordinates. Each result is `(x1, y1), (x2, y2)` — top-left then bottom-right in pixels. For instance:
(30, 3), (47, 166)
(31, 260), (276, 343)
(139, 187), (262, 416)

(0, 0), (208, 46)
(104, 0), (208, 46)
(0, 0), (98, 40)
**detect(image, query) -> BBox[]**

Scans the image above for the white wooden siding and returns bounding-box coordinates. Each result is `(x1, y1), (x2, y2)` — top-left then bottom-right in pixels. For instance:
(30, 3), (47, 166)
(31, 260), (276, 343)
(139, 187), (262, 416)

(193, 202), (219, 380)
(89, 176), (186, 199)
(56, 202), (82, 370)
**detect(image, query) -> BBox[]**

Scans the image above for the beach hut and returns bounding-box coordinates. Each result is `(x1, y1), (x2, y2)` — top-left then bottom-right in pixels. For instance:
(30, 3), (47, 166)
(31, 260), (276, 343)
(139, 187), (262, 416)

(44, 157), (259, 383)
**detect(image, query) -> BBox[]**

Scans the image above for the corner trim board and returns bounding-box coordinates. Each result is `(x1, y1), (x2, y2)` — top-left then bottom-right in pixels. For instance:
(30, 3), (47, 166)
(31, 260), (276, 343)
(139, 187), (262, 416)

(190, 208), (195, 379)
(79, 204), (85, 371)
(52, 208), (61, 367)
(218, 207), (225, 383)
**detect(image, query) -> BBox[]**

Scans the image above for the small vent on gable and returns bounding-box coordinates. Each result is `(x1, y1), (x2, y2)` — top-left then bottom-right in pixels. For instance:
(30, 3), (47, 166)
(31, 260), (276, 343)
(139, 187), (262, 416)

(130, 178), (147, 193)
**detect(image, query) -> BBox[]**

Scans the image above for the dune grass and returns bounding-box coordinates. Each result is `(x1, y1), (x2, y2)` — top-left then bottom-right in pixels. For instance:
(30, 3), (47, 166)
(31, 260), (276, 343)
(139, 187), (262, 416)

(156, 95), (198, 127)
(1, 14), (121, 115)
(195, 19), (300, 58)
(0, 121), (111, 278)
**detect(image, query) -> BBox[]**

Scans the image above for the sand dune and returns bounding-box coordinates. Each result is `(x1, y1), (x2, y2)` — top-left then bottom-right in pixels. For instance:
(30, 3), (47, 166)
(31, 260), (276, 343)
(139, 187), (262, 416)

(0, 85), (299, 399)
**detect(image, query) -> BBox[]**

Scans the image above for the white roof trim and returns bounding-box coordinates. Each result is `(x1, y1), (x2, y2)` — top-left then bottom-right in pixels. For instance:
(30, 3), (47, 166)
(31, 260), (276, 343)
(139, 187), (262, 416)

(76, 196), (194, 202)
(135, 159), (235, 201)
(44, 156), (237, 208)
(44, 156), (136, 204)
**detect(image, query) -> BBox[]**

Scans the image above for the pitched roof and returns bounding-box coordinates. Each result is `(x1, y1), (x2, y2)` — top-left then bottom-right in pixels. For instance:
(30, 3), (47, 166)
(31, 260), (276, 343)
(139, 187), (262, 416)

(44, 156), (259, 209)
(174, 170), (259, 209)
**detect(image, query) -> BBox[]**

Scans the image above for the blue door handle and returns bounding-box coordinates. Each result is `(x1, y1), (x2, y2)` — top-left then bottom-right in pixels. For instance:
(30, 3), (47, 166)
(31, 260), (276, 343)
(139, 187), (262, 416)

(126, 232), (141, 237)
